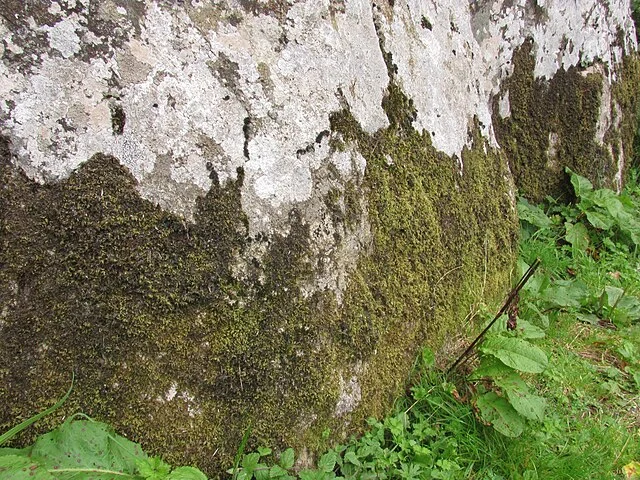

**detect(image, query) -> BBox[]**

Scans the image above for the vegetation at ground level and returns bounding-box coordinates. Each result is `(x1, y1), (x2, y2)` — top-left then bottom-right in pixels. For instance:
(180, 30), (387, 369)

(2, 167), (640, 479)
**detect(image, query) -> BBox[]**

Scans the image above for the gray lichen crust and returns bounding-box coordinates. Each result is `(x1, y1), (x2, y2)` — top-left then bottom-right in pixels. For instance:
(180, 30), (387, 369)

(0, 0), (638, 477)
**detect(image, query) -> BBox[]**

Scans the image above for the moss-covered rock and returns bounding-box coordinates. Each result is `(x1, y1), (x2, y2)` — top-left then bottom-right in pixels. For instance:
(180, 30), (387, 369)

(0, 72), (518, 475)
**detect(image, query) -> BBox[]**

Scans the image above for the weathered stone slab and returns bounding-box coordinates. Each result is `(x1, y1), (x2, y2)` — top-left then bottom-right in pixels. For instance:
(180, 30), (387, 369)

(0, 0), (637, 475)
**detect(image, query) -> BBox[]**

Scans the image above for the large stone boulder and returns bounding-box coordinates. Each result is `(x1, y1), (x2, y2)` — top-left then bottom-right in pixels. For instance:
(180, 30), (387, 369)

(0, 0), (638, 475)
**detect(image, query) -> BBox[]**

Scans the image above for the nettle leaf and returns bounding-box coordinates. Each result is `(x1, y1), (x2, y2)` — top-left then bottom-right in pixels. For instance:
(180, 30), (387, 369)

(475, 392), (524, 437)
(517, 198), (552, 229)
(30, 419), (146, 478)
(493, 373), (546, 422)
(0, 455), (54, 480)
(166, 466), (208, 479)
(480, 336), (548, 373)
(317, 451), (337, 473)
(470, 356), (514, 380)
(279, 449), (295, 470)
(137, 456), (172, 479)
(242, 453), (261, 475)
(565, 222), (590, 252)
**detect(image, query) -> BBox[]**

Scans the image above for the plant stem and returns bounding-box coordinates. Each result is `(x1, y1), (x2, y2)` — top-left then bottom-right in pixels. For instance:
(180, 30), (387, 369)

(446, 258), (541, 375)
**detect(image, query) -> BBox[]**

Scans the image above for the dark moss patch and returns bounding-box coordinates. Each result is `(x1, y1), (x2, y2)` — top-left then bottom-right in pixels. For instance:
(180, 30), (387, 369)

(110, 104), (126, 135)
(0, 72), (518, 478)
(612, 54), (640, 171)
(493, 39), (613, 201)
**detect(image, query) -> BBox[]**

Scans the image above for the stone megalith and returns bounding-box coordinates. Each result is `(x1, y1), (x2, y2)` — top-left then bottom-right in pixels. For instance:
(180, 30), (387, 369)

(0, 0), (638, 475)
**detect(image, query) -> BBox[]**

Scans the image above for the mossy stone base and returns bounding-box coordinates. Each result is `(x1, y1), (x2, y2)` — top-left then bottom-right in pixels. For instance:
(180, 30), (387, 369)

(0, 81), (519, 476)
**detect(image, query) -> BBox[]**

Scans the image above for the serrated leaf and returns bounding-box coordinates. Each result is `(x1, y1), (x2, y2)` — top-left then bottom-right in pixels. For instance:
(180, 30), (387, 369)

(167, 466), (209, 479)
(269, 465), (289, 478)
(255, 465), (271, 480)
(343, 451), (361, 467)
(480, 336), (548, 373)
(0, 455), (54, 480)
(242, 453), (260, 474)
(279, 449), (295, 470)
(257, 447), (272, 457)
(318, 451), (337, 473)
(137, 456), (172, 479)
(475, 392), (524, 437)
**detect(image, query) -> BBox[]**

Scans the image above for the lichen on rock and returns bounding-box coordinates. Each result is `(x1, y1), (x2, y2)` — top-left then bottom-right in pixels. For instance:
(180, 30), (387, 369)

(0, 0), (638, 477)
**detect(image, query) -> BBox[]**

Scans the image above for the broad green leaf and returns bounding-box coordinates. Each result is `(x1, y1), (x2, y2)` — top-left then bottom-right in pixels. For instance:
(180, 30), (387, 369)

(470, 356), (514, 380)
(480, 336), (548, 373)
(317, 451), (337, 473)
(507, 391), (545, 421)
(565, 222), (589, 252)
(475, 392), (524, 437)
(167, 466), (208, 479)
(517, 198), (552, 229)
(605, 286), (625, 308)
(514, 319), (546, 339)
(567, 169), (593, 198)
(494, 373), (546, 422)
(279, 449), (295, 470)
(0, 455), (54, 480)
(541, 279), (589, 308)
(617, 296), (640, 319)
(0, 448), (30, 458)
(523, 301), (549, 329)
(30, 419), (146, 479)
(576, 313), (600, 325)
(585, 208), (615, 230)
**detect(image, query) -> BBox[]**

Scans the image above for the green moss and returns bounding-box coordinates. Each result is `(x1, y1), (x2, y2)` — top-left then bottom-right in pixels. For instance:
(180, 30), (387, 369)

(611, 54), (640, 172)
(0, 75), (518, 477)
(493, 40), (615, 201)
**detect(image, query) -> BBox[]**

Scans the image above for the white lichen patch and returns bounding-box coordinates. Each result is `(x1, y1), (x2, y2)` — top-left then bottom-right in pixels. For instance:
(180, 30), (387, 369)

(43, 14), (83, 59)
(379, 0), (637, 159)
(1, 0), (389, 232)
(335, 362), (364, 417)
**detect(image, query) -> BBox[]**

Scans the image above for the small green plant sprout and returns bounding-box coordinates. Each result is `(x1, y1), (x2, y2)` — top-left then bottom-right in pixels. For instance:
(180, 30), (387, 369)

(0, 379), (207, 479)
